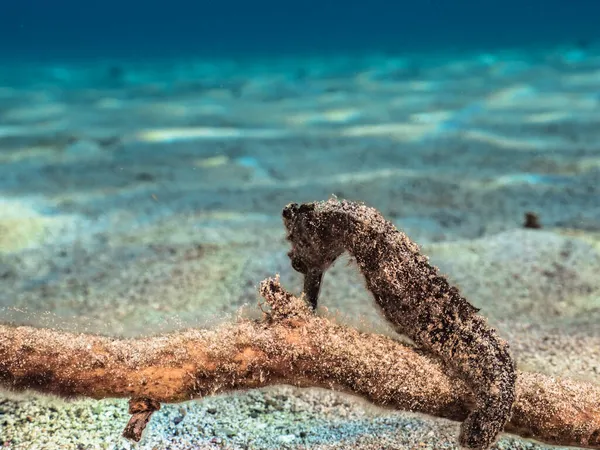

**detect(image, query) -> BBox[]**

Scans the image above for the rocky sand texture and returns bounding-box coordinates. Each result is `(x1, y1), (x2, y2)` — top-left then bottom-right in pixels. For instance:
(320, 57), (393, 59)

(1, 44), (599, 449)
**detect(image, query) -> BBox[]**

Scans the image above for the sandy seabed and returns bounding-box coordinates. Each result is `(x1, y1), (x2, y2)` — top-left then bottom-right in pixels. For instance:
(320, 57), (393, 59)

(0, 44), (599, 449)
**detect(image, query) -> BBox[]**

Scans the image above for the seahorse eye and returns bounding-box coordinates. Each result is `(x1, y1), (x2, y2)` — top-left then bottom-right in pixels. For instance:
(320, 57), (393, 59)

(290, 257), (308, 274)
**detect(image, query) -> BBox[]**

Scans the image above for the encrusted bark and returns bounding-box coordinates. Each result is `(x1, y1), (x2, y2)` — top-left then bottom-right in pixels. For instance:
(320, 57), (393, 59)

(283, 199), (516, 448)
(0, 278), (599, 448)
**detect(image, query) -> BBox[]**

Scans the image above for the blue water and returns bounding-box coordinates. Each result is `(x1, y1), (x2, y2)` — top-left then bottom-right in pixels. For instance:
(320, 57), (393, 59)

(2, 0), (600, 60)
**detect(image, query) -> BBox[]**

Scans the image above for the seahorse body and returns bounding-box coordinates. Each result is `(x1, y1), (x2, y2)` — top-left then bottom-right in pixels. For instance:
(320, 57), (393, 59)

(282, 199), (516, 450)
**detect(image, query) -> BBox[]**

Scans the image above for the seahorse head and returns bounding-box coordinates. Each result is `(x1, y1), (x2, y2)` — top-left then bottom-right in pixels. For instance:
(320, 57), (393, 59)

(282, 202), (344, 275)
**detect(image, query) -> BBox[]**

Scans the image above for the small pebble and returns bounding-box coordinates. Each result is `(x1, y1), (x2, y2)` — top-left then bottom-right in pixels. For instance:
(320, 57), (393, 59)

(278, 434), (296, 444)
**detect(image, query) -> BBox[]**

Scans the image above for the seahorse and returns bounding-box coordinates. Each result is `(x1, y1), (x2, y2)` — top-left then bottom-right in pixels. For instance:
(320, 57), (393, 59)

(282, 198), (516, 450)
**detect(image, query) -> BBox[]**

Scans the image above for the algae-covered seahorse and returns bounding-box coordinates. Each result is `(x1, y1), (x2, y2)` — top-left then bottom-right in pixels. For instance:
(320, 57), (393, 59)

(282, 198), (516, 450)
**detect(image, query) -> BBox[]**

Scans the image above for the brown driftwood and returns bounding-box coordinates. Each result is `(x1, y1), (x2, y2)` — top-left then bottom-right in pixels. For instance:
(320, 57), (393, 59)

(0, 277), (598, 448)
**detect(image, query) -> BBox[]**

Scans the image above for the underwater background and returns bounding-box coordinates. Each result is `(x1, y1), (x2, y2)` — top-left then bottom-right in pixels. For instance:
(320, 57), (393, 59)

(1, 1), (600, 449)
(2, 0), (600, 58)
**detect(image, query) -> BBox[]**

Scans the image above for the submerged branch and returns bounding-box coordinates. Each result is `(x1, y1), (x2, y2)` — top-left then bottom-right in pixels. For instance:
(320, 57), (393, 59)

(0, 277), (598, 448)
